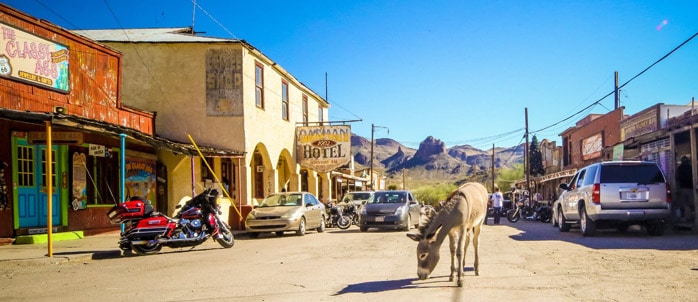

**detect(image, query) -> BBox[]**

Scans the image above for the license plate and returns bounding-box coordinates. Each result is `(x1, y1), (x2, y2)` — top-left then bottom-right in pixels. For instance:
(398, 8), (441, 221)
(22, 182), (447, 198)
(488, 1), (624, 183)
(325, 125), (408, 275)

(375, 216), (384, 222)
(626, 192), (639, 200)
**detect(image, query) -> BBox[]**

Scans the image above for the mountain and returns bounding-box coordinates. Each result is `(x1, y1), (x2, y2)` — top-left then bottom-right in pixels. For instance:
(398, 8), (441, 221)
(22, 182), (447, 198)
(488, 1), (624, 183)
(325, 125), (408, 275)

(350, 134), (524, 181)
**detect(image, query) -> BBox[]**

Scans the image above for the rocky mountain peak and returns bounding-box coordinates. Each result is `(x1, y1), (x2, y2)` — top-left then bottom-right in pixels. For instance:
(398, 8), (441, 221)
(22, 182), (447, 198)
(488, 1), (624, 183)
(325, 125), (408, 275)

(413, 136), (446, 161)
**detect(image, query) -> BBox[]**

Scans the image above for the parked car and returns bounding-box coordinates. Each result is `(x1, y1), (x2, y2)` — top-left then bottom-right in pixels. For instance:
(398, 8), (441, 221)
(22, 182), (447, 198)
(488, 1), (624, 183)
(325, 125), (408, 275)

(340, 191), (374, 207)
(554, 161), (671, 236)
(245, 192), (325, 238)
(359, 190), (421, 232)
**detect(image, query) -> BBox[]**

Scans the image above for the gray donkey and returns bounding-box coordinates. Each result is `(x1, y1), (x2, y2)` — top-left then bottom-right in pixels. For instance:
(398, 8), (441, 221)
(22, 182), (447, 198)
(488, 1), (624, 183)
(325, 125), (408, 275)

(406, 182), (488, 287)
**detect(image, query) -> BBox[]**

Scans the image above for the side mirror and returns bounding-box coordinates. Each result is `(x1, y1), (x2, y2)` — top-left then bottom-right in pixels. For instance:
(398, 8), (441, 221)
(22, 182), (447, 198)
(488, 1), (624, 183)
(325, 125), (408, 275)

(559, 183), (569, 191)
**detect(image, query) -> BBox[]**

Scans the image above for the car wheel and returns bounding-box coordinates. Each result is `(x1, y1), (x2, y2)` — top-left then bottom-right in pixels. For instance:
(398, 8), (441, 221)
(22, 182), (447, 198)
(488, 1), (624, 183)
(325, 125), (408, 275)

(317, 215), (326, 233)
(558, 207), (570, 232)
(580, 206), (596, 236)
(296, 217), (306, 236)
(552, 208), (559, 227)
(403, 215), (412, 231)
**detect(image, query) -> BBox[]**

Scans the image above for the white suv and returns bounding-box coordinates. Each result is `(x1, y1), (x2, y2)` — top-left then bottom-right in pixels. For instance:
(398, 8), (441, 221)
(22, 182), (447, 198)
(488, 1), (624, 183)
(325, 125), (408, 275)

(554, 161), (671, 236)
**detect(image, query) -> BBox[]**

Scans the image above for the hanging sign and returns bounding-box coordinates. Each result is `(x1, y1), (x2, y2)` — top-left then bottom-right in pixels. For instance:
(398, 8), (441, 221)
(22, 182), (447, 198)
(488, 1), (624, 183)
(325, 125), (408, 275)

(89, 144), (106, 157)
(296, 125), (351, 173)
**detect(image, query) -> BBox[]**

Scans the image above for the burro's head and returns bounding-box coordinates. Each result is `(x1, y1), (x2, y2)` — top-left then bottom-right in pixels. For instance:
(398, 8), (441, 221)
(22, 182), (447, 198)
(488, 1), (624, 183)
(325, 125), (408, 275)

(407, 224), (442, 280)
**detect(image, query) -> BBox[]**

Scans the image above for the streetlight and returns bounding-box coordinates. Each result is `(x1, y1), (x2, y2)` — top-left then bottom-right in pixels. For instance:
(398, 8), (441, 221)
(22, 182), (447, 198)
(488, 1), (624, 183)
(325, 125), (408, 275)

(370, 123), (389, 190)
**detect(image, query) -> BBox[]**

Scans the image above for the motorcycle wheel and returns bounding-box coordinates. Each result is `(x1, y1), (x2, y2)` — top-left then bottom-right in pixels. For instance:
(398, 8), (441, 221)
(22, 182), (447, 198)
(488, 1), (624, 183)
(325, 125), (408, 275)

(216, 222), (235, 248)
(132, 242), (162, 256)
(539, 209), (552, 223)
(337, 215), (351, 230)
(506, 209), (520, 223)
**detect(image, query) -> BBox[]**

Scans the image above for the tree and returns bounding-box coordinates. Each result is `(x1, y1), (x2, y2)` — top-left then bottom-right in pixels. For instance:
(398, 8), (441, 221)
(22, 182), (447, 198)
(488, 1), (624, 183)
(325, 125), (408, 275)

(496, 163), (524, 192)
(529, 135), (545, 177)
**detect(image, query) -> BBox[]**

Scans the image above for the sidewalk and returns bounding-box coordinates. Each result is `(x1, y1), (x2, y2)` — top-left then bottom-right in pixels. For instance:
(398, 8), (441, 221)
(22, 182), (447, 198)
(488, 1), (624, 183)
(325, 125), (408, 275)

(0, 231), (123, 265)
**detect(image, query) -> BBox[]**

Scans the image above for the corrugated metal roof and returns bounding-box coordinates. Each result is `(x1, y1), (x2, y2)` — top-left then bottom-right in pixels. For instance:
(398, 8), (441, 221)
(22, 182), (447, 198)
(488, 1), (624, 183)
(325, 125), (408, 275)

(73, 27), (238, 43)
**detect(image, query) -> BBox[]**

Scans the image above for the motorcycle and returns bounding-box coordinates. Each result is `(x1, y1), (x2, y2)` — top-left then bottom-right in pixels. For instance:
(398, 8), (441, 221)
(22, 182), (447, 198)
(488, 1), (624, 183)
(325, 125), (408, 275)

(506, 200), (552, 223)
(107, 188), (234, 256)
(343, 202), (360, 225)
(325, 202), (351, 229)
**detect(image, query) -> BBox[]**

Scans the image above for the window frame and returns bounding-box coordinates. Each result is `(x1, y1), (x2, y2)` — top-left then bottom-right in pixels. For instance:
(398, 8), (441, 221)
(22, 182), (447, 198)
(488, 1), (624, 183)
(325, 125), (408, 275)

(281, 80), (289, 121)
(255, 62), (265, 109)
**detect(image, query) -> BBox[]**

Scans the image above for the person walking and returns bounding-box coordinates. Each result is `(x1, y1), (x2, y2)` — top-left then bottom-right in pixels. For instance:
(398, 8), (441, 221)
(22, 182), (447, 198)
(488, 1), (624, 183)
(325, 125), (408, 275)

(491, 187), (504, 225)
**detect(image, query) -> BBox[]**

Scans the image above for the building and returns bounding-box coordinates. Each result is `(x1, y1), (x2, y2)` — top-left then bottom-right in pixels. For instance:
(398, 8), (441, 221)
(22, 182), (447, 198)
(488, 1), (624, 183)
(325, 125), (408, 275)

(74, 27), (356, 228)
(0, 4), (244, 241)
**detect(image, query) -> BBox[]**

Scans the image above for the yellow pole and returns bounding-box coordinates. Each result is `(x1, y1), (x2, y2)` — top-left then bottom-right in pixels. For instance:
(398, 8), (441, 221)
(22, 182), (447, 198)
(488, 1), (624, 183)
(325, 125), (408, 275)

(45, 121), (53, 257)
(187, 134), (241, 217)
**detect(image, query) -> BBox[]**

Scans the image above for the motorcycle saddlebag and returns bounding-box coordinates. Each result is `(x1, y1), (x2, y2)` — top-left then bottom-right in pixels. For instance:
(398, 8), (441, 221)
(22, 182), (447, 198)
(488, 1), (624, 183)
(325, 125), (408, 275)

(107, 199), (153, 224)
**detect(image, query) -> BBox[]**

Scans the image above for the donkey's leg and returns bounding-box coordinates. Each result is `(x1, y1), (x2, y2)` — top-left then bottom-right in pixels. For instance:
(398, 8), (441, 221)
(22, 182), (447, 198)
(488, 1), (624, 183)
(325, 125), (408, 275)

(472, 224), (482, 276)
(455, 227), (466, 287)
(463, 228), (471, 273)
(448, 232), (457, 282)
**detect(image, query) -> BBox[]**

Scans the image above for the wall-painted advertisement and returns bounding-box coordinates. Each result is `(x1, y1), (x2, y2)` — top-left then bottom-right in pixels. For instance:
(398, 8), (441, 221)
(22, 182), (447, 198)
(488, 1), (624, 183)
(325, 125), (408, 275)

(125, 158), (156, 203)
(296, 125), (351, 173)
(0, 22), (70, 92)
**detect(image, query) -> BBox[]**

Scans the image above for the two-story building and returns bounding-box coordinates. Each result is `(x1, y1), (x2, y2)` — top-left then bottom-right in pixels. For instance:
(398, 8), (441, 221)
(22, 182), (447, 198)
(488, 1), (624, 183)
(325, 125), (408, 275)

(74, 27), (349, 228)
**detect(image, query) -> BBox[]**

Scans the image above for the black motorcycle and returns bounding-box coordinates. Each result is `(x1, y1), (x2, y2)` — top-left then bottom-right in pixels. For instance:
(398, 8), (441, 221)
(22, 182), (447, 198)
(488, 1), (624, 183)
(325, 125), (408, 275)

(325, 203), (351, 229)
(506, 201), (552, 223)
(343, 202), (360, 225)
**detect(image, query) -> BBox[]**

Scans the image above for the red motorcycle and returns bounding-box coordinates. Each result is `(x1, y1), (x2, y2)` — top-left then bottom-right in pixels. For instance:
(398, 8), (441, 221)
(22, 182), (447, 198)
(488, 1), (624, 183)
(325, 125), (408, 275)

(107, 188), (234, 255)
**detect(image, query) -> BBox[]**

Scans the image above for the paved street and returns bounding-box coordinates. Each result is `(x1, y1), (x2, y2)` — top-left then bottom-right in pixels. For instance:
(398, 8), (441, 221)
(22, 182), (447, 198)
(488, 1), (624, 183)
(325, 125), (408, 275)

(1, 219), (697, 302)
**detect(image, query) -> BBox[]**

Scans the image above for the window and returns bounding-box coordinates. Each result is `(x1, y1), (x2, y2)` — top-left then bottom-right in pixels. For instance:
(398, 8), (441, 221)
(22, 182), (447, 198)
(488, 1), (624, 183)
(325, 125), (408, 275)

(69, 147), (120, 205)
(302, 95), (308, 125)
(318, 106), (324, 124)
(17, 145), (34, 186)
(281, 81), (289, 121)
(200, 157), (214, 181)
(255, 62), (264, 108)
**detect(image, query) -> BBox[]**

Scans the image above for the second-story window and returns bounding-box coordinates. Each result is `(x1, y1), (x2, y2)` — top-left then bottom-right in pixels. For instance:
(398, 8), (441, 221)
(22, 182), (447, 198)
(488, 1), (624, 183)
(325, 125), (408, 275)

(281, 81), (289, 121)
(255, 62), (264, 109)
(318, 105), (324, 124)
(302, 95), (308, 125)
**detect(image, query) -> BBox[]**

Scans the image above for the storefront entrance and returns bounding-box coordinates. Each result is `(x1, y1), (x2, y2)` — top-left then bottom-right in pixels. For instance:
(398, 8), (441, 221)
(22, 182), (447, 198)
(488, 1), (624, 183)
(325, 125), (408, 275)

(12, 136), (66, 229)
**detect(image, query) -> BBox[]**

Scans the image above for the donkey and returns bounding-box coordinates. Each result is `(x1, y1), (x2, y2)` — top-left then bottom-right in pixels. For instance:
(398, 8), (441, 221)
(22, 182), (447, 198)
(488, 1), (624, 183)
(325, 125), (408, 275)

(406, 182), (488, 287)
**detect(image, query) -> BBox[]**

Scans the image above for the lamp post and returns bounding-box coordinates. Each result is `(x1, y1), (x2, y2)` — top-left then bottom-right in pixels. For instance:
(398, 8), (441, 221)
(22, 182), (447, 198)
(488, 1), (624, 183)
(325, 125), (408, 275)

(370, 123), (389, 190)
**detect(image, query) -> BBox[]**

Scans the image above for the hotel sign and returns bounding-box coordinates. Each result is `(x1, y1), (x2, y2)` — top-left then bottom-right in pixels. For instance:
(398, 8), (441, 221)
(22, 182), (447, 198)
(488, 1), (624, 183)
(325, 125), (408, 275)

(296, 125), (351, 173)
(0, 22), (70, 92)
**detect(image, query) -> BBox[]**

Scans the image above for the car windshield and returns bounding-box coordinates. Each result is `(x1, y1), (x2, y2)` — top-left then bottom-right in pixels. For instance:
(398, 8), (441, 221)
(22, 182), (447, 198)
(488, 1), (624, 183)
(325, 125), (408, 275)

(600, 164), (666, 184)
(342, 192), (372, 202)
(368, 192), (406, 204)
(259, 194), (303, 207)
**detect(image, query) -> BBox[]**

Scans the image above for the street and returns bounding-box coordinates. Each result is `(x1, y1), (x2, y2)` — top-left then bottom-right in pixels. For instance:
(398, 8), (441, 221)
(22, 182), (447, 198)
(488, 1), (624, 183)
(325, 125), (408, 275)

(1, 219), (697, 302)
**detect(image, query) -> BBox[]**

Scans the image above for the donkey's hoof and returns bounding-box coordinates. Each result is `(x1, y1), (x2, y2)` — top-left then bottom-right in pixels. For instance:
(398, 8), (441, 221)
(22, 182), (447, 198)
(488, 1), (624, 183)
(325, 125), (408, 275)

(449, 276), (454, 282)
(457, 280), (463, 287)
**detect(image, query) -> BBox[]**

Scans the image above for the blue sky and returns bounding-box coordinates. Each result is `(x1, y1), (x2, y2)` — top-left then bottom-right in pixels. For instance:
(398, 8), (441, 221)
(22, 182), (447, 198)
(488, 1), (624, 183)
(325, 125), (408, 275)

(7, 0), (698, 150)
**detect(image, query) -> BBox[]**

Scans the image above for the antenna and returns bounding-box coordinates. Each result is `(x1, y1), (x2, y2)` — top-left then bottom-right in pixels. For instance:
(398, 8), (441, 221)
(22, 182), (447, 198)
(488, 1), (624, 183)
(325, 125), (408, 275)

(191, 0), (197, 33)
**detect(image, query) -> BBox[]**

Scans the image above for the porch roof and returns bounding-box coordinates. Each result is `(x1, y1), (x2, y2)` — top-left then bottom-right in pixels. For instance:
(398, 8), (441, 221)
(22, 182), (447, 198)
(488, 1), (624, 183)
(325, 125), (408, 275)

(0, 108), (245, 157)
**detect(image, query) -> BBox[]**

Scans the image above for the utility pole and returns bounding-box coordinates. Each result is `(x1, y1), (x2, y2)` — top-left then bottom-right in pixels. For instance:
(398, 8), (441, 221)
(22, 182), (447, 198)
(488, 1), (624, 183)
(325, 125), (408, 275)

(614, 71), (620, 109)
(525, 108), (530, 199)
(491, 143), (495, 191)
(370, 124), (389, 190)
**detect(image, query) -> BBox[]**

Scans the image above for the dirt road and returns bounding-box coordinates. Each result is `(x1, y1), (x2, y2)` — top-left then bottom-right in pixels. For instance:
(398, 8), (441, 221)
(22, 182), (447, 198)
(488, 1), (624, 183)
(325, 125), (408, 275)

(1, 220), (696, 301)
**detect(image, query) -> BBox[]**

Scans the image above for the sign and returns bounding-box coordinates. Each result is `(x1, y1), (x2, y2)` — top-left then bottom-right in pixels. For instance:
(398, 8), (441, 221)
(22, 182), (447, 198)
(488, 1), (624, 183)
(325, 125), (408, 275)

(612, 144), (624, 161)
(581, 133), (602, 160)
(0, 22), (70, 92)
(296, 125), (351, 173)
(27, 131), (83, 145)
(88, 144), (106, 157)
(71, 152), (87, 210)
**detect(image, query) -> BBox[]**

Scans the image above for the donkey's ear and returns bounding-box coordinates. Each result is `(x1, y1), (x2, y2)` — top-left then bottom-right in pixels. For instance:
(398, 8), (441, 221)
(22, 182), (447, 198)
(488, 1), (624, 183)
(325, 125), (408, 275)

(406, 233), (422, 242)
(426, 224), (442, 240)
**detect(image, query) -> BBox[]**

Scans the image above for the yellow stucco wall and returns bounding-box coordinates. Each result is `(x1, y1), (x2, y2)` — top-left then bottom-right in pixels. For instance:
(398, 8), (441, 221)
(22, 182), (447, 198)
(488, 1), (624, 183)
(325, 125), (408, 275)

(103, 41), (331, 207)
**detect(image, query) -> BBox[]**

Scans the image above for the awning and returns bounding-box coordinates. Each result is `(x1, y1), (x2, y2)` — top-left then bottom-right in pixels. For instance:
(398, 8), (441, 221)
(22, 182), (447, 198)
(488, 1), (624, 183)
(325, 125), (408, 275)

(330, 171), (369, 182)
(539, 169), (577, 183)
(0, 108), (245, 157)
